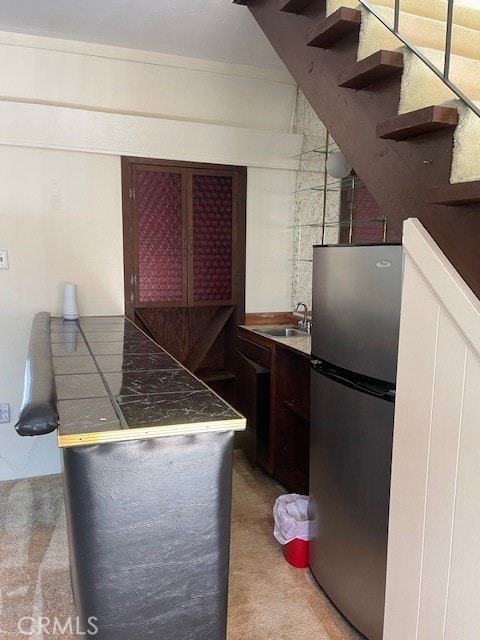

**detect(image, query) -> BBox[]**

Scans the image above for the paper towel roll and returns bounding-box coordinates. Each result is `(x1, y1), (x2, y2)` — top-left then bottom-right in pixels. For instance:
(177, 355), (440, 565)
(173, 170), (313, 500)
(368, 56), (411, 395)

(63, 283), (79, 320)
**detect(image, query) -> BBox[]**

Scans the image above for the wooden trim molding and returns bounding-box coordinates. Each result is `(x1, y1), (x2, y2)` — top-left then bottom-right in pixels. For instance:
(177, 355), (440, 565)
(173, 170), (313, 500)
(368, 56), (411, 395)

(244, 312), (293, 325)
(58, 418), (245, 448)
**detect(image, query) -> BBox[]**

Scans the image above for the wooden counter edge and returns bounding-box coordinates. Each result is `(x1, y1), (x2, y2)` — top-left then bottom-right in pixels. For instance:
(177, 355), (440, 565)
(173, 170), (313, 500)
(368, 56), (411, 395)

(57, 417), (246, 448)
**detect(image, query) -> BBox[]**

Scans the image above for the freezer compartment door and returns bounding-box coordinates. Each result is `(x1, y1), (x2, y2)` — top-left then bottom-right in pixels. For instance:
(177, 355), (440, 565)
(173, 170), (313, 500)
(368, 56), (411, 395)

(311, 244), (402, 383)
(309, 368), (394, 640)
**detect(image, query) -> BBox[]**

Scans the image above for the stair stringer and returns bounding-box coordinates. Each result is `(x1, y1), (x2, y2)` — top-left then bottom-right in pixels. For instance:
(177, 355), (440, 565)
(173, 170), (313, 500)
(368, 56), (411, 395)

(249, 0), (480, 299)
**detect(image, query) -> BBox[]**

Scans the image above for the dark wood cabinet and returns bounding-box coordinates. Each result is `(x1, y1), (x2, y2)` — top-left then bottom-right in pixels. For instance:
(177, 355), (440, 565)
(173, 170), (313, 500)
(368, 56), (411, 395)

(272, 347), (310, 495)
(128, 163), (241, 309)
(235, 335), (272, 471)
(121, 158), (246, 397)
(235, 353), (270, 468)
(235, 327), (310, 493)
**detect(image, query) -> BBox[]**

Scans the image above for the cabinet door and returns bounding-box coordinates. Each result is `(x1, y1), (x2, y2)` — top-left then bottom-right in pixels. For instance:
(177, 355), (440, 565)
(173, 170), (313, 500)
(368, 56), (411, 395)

(133, 165), (188, 306)
(190, 171), (236, 306)
(123, 158), (246, 320)
(235, 353), (270, 468)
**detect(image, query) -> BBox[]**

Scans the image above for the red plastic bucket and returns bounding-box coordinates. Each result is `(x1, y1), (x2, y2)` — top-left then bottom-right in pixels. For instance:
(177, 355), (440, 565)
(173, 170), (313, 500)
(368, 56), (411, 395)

(283, 538), (309, 568)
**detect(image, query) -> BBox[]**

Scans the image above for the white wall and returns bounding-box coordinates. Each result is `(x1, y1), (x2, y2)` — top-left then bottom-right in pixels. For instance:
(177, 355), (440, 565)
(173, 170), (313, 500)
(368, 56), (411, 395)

(246, 168), (295, 312)
(384, 218), (480, 640)
(0, 147), (124, 480)
(0, 33), (301, 480)
(0, 31), (295, 133)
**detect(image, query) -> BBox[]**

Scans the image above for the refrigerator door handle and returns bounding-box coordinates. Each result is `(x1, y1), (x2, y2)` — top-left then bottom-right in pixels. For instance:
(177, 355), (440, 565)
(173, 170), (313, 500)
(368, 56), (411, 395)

(311, 360), (395, 402)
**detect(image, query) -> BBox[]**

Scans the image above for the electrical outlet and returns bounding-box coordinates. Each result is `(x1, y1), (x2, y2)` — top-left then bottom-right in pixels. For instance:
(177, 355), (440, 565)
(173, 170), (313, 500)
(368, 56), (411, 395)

(0, 403), (10, 423)
(0, 250), (9, 269)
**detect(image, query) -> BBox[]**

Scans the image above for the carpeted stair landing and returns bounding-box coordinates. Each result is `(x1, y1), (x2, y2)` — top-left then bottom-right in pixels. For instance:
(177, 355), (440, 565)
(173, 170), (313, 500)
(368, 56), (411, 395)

(0, 452), (362, 640)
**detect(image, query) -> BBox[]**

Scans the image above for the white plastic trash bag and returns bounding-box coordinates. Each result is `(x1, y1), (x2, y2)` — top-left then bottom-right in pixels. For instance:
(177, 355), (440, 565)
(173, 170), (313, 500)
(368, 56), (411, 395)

(273, 494), (311, 545)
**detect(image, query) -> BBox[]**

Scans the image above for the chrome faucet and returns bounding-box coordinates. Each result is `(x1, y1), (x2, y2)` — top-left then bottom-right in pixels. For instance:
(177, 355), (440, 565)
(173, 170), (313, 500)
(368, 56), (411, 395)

(295, 302), (310, 334)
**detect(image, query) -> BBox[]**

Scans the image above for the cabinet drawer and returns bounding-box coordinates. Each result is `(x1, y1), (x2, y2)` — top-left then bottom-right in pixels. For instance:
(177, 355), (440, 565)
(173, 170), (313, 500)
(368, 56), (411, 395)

(237, 336), (271, 368)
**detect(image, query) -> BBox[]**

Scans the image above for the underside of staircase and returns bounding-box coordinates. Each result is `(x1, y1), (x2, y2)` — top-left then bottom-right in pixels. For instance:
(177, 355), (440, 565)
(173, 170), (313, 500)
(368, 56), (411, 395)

(248, 0), (480, 298)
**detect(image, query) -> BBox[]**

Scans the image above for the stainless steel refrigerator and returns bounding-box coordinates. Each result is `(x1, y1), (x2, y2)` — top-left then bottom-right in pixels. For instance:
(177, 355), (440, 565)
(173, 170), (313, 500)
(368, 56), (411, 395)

(309, 243), (403, 640)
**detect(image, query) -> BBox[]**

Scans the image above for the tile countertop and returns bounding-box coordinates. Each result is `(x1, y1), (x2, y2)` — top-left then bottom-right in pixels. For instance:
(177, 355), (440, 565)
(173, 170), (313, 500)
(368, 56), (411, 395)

(239, 324), (311, 357)
(51, 316), (245, 448)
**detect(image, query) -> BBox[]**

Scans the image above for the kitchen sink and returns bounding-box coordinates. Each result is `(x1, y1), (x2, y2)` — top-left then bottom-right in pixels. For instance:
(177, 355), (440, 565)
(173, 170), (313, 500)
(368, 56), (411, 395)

(257, 327), (308, 337)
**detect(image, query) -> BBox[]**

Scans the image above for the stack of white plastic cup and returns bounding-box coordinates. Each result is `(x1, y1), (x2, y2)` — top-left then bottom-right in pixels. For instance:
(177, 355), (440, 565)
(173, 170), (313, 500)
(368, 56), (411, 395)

(63, 283), (79, 320)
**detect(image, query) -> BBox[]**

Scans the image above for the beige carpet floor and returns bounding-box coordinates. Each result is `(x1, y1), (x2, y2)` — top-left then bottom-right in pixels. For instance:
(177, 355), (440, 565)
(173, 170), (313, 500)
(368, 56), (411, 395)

(0, 474), (74, 639)
(229, 451), (363, 640)
(0, 451), (362, 639)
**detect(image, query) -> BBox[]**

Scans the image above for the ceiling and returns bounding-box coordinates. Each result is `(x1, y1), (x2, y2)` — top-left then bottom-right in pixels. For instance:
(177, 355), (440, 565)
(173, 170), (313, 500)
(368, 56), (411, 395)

(0, 0), (286, 71)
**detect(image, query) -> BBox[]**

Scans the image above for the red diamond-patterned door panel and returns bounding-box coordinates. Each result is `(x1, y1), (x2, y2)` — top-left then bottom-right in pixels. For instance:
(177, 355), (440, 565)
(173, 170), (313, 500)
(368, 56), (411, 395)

(191, 174), (234, 304)
(340, 182), (402, 244)
(135, 168), (186, 305)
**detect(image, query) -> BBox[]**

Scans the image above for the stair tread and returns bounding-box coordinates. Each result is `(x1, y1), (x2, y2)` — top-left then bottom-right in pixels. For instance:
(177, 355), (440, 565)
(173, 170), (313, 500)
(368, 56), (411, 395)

(279, 0), (314, 13)
(338, 50), (404, 89)
(307, 7), (361, 49)
(376, 106), (459, 140)
(426, 181), (480, 205)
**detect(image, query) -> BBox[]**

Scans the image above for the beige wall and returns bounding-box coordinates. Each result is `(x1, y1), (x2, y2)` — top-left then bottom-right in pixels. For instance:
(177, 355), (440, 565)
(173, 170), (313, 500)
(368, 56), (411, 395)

(0, 33), (301, 480)
(0, 147), (124, 479)
(0, 31), (295, 132)
(246, 168), (296, 312)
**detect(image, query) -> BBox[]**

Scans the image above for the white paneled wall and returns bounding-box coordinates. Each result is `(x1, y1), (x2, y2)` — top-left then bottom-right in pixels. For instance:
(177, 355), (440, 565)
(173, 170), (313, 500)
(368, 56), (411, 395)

(384, 218), (480, 640)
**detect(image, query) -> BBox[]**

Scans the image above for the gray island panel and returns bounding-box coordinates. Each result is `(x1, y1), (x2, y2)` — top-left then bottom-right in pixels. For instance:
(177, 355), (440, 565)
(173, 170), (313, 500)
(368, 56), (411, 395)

(50, 315), (245, 640)
(63, 431), (233, 640)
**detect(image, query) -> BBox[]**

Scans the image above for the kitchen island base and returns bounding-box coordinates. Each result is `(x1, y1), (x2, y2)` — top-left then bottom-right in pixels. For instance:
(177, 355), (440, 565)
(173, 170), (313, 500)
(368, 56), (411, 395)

(15, 314), (245, 639)
(62, 431), (233, 640)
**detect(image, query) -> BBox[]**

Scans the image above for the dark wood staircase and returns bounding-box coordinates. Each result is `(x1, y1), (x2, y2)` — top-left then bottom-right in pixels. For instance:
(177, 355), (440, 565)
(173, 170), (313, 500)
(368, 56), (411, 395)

(279, 0), (317, 13)
(427, 180), (480, 206)
(306, 7), (361, 48)
(248, 0), (480, 298)
(376, 106), (459, 141)
(338, 50), (403, 90)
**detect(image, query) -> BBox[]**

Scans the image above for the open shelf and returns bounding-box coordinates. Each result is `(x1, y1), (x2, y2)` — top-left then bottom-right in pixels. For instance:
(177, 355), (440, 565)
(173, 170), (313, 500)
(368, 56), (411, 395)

(293, 142), (340, 162)
(284, 400), (310, 422)
(289, 217), (387, 229)
(294, 176), (357, 194)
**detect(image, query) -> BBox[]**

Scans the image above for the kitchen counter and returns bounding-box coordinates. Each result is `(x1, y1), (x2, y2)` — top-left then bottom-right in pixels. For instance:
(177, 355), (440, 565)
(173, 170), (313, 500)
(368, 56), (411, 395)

(235, 322), (311, 493)
(238, 324), (311, 357)
(43, 314), (245, 640)
(51, 315), (245, 447)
